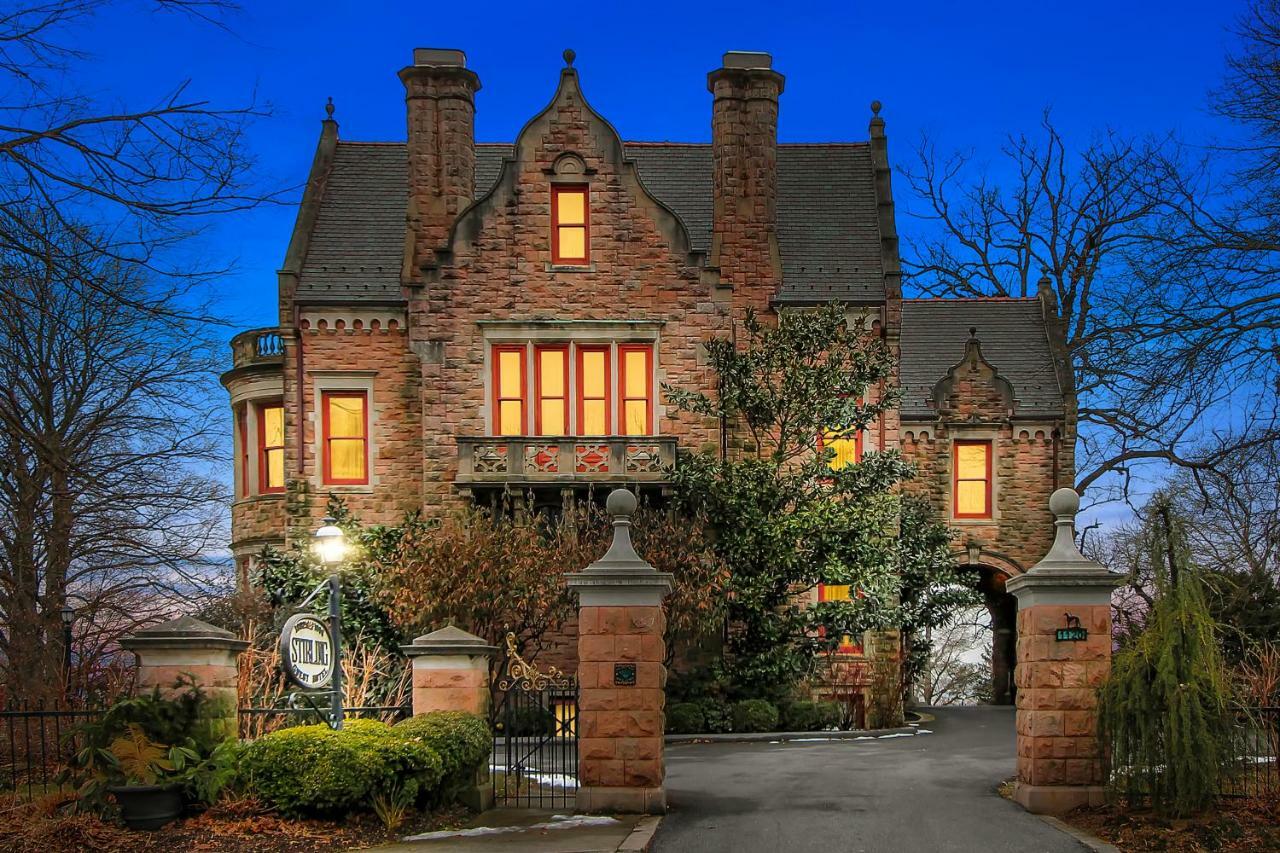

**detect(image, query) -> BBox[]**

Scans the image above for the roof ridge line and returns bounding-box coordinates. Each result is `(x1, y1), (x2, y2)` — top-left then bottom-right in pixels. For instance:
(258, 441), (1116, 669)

(904, 296), (1039, 303)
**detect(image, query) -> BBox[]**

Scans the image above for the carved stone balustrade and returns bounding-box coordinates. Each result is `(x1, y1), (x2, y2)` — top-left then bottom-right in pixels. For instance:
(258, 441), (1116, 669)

(455, 436), (677, 487)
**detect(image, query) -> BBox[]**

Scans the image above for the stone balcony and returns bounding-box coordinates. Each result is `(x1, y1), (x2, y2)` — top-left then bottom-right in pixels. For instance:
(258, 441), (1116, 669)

(455, 436), (677, 487)
(229, 328), (285, 370)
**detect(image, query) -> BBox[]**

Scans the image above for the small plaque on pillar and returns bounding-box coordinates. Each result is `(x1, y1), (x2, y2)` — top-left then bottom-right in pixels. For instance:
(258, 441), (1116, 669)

(614, 663), (637, 686)
(1055, 613), (1087, 642)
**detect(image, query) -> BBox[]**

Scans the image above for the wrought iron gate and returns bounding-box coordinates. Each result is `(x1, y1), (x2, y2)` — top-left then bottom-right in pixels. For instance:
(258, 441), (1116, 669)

(492, 634), (579, 808)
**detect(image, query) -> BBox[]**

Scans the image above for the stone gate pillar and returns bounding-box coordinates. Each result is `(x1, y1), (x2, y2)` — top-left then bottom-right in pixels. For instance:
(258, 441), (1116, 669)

(401, 625), (496, 718)
(121, 616), (249, 741)
(1006, 488), (1123, 814)
(566, 489), (673, 815)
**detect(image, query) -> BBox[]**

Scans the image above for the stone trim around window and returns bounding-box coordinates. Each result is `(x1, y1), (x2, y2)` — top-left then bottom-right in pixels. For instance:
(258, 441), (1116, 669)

(948, 428), (1000, 525)
(308, 372), (379, 494)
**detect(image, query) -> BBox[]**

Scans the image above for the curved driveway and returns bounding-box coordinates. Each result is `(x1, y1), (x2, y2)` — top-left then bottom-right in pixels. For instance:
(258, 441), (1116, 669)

(654, 706), (1087, 853)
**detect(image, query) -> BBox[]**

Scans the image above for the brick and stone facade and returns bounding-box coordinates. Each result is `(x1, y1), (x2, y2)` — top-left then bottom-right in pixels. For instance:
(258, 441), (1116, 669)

(222, 48), (1077, 703)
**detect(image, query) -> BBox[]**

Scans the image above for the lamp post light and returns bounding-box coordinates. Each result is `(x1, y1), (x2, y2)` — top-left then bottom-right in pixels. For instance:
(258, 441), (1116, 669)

(60, 603), (74, 698)
(313, 517), (346, 730)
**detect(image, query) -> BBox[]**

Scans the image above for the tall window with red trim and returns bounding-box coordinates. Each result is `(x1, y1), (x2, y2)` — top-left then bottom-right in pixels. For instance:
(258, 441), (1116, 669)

(493, 346), (527, 435)
(237, 405), (249, 497)
(819, 428), (863, 470)
(576, 345), (610, 435)
(535, 345), (569, 436)
(817, 584), (864, 655)
(953, 439), (992, 518)
(258, 403), (285, 493)
(618, 344), (653, 436)
(551, 185), (588, 265)
(322, 392), (368, 485)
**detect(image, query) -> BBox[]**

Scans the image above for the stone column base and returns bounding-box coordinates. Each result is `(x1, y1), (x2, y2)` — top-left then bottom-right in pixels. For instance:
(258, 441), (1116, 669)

(1013, 782), (1106, 814)
(576, 785), (666, 815)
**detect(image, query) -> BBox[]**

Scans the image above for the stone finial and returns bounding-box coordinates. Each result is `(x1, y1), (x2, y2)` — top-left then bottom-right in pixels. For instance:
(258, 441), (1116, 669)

(871, 99), (882, 116)
(566, 489), (672, 605)
(870, 100), (886, 138)
(1006, 488), (1123, 606)
(563, 48), (576, 67)
(324, 96), (334, 120)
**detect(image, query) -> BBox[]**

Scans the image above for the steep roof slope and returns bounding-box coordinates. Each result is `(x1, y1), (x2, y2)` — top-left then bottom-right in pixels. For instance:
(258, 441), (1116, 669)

(295, 141), (886, 304)
(899, 299), (1065, 418)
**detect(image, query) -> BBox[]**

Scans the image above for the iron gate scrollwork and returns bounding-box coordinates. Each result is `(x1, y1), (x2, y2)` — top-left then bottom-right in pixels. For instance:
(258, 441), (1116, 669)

(493, 633), (578, 807)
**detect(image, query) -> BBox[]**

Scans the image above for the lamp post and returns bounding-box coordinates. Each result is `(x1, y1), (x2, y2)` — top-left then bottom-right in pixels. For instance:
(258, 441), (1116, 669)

(313, 518), (346, 730)
(60, 604), (74, 698)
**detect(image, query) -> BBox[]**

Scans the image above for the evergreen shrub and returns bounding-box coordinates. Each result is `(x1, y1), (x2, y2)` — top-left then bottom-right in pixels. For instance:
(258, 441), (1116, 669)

(732, 699), (780, 733)
(814, 701), (843, 730)
(780, 700), (824, 731)
(665, 702), (706, 734)
(696, 699), (734, 733)
(393, 712), (490, 804)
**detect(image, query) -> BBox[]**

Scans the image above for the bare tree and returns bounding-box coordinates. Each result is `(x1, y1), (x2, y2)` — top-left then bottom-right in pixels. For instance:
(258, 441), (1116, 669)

(0, 208), (228, 698)
(0, 0), (273, 314)
(902, 117), (1280, 502)
(916, 614), (991, 706)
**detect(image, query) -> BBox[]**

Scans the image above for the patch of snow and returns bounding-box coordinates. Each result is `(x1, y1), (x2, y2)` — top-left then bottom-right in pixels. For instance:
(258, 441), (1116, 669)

(490, 764), (577, 789)
(915, 729), (933, 735)
(877, 732), (915, 739)
(403, 814), (620, 842)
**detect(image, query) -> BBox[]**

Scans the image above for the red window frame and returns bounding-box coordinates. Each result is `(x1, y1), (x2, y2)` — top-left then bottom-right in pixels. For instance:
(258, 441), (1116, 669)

(534, 344), (570, 436)
(237, 405), (249, 498)
(257, 402), (286, 494)
(953, 439), (993, 519)
(617, 344), (654, 436)
(818, 428), (864, 470)
(817, 584), (865, 655)
(551, 184), (589, 265)
(575, 345), (611, 435)
(320, 391), (369, 486)
(492, 345), (528, 436)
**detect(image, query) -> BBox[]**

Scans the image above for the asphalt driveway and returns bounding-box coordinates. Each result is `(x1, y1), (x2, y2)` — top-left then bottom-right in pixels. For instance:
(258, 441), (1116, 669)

(654, 706), (1088, 853)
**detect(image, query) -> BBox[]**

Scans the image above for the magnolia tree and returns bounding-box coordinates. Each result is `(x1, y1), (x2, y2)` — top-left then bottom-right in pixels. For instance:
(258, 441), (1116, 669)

(664, 304), (980, 702)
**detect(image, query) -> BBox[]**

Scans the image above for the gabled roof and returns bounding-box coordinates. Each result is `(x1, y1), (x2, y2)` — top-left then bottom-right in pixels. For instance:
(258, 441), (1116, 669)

(899, 299), (1065, 419)
(295, 141), (886, 304)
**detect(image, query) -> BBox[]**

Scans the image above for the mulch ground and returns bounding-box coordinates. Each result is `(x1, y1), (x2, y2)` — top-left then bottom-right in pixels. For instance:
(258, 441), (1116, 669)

(0, 796), (471, 853)
(1062, 800), (1280, 852)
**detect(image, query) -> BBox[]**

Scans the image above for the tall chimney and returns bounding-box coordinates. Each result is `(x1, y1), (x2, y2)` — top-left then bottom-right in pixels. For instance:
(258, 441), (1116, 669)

(708, 51), (784, 313)
(400, 48), (481, 279)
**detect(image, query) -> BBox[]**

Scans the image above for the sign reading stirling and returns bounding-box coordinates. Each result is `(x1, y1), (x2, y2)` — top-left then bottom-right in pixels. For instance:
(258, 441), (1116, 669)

(280, 613), (335, 689)
(1055, 612), (1088, 643)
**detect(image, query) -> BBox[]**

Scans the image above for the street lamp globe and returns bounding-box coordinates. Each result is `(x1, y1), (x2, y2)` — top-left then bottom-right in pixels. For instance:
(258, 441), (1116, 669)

(313, 517), (346, 567)
(60, 604), (74, 626)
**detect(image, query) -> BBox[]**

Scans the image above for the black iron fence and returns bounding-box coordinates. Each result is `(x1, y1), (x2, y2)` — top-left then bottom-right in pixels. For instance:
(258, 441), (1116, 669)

(492, 684), (579, 809)
(1, 700), (102, 802)
(1221, 705), (1280, 800)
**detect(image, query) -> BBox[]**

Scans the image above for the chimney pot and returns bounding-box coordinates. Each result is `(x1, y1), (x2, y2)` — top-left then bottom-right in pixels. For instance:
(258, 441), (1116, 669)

(413, 47), (467, 67)
(721, 50), (772, 70)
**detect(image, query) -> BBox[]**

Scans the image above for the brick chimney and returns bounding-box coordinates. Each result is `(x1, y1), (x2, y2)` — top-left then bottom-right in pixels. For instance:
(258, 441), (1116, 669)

(400, 48), (481, 280)
(707, 51), (784, 313)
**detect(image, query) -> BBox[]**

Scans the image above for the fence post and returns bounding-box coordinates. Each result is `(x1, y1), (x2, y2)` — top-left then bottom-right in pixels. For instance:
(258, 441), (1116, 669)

(1006, 488), (1124, 814)
(402, 626), (497, 811)
(120, 616), (249, 741)
(566, 488), (673, 815)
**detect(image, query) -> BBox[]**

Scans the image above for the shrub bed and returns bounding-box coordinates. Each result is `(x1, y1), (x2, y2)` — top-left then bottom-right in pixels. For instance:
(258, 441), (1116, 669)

(731, 699), (779, 733)
(392, 712), (490, 806)
(665, 702), (706, 734)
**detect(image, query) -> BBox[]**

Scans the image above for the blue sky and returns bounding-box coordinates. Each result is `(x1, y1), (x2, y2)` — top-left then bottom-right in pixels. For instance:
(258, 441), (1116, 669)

(80, 0), (1248, 333)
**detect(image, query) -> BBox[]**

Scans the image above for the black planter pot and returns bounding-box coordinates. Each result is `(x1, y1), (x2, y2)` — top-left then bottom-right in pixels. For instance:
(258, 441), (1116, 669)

(107, 783), (184, 830)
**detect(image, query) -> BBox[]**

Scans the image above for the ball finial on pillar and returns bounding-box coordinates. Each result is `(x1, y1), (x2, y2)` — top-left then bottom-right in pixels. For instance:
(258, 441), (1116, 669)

(606, 487), (637, 518)
(1048, 487), (1080, 520)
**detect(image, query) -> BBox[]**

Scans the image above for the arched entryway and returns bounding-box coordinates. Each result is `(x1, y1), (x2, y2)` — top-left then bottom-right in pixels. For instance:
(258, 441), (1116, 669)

(977, 567), (1018, 705)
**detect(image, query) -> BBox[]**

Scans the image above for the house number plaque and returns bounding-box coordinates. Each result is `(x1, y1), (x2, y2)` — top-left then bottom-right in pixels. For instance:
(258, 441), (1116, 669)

(613, 663), (637, 686)
(1055, 612), (1088, 642)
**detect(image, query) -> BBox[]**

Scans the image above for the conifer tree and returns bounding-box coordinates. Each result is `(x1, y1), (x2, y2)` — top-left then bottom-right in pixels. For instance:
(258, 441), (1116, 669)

(1099, 495), (1235, 817)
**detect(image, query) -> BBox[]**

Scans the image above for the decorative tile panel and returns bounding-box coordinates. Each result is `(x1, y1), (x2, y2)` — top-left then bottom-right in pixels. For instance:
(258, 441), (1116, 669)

(472, 444), (508, 473)
(524, 444), (560, 473)
(574, 444), (610, 474)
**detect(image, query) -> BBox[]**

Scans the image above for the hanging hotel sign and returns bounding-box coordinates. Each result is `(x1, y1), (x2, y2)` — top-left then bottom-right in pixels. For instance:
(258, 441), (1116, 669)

(1055, 613), (1088, 642)
(280, 613), (336, 690)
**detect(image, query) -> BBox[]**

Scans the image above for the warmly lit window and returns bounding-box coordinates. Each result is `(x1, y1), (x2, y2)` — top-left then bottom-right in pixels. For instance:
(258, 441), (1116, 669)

(535, 345), (569, 436)
(953, 440), (992, 518)
(618, 345), (653, 436)
(258, 403), (285, 493)
(322, 392), (368, 485)
(820, 429), (863, 470)
(576, 346), (610, 434)
(237, 405), (249, 498)
(817, 584), (863, 655)
(493, 346), (527, 435)
(552, 185), (588, 264)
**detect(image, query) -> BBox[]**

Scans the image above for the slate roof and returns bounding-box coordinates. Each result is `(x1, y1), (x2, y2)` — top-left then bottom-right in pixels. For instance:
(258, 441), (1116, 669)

(899, 299), (1065, 419)
(296, 141), (885, 304)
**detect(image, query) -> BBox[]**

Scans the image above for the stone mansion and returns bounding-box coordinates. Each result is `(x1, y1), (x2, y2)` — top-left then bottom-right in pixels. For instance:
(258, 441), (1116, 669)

(222, 48), (1076, 706)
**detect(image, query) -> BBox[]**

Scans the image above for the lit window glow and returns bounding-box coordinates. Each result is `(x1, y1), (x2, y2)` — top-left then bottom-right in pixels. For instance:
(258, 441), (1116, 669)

(323, 392), (368, 484)
(552, 186), (589, 264)
(259, 403), (285, 493)
(953, 440), (992, 518)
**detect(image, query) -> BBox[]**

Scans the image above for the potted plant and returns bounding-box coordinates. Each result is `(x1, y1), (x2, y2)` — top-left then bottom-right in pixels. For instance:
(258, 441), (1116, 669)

(100, 724), (194, 829)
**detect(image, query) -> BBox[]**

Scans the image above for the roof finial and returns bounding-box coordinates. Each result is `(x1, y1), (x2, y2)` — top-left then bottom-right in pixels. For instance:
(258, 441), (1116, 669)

(563, 48), (576, 67)
(324, 96), (335, 120)
(871, 100), (882, 116)
(968, 326), (979, 339)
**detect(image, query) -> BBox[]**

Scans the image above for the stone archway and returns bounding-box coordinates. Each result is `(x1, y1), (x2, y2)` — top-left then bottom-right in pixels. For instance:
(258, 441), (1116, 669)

(976, 567), (1018, 706)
